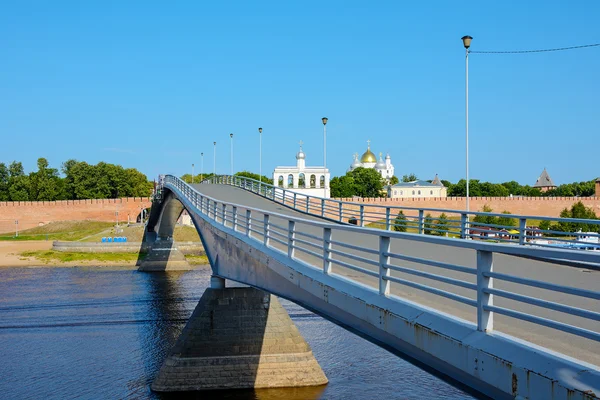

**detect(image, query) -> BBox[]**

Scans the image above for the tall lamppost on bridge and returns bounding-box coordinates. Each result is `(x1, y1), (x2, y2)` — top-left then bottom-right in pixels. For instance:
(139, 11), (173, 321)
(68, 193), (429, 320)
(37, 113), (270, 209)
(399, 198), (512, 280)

(230, 133), (234, 176)
(192, 163), (195, 184)
(201, 152), (204, 182)
(213, 142), (217, 177)
(258, 127), (263, 190)
(322, 117), (328, 198)
(462, 35), (472, 216)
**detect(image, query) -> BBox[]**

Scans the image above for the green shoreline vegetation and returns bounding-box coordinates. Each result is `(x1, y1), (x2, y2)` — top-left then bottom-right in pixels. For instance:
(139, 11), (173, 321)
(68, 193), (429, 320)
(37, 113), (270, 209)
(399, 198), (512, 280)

(18, 250), (209, 265)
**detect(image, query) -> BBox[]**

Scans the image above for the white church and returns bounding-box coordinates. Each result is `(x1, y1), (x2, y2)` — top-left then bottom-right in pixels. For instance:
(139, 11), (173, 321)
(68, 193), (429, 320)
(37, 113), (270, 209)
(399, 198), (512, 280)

(272, 142), (331, 198)
(348, 140), (395, 181)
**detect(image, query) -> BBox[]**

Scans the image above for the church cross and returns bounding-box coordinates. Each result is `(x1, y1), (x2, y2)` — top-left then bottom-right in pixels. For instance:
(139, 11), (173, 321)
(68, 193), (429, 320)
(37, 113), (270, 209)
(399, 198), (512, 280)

(299, 140), (303, 148)
(367, 139), (371, 148)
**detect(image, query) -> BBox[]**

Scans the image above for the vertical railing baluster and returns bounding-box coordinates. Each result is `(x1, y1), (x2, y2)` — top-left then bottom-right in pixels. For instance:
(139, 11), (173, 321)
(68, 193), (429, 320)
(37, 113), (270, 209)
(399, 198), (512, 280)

(518, 218), (526, 245)
(263, 214), (270, 246)
(213, 201), (218, 221)
(418, 210), (424, 234)
(360, 205), (365, 227)
(288, 221), (296, 258)
(232, 206), (238, 231)
(221, 204), (226, 225)
(321, 199), (325, 218)
(460, 213), (468, 239)
(477, 250), (494, 332)
(246, 210), (252, 237)
(385, 207), (391, 231)
(338, 202), (343, 222)
(293, 193), (297, 209)
(323, 227), (332, 274)
(379, 236), (391, 296)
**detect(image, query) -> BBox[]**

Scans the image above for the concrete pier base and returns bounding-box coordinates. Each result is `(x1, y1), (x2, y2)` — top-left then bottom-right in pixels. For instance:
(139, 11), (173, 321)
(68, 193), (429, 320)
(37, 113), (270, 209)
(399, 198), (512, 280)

(151, 287), (328, 392)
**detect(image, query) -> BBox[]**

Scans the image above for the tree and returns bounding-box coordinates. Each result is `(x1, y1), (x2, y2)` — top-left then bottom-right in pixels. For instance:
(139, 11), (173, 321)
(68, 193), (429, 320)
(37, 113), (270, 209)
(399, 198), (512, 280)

(402, 173), (418, 182)
(350, 167), (385, 198)
(7, 161), (29, 201)
(389, 175), (399, 185)
(0, 163), (8, 201)
(556, 201), (599, 233)
(473, 204), (497, 225)
(330, 175), (356, 198)
(234, 171), (273, 185)
(393, 211), (407, 232)
(423, 213), (434, 235)
(435, 213), (449, 236)
(497, 211), (516, 228)
(28, 158), (61, 201)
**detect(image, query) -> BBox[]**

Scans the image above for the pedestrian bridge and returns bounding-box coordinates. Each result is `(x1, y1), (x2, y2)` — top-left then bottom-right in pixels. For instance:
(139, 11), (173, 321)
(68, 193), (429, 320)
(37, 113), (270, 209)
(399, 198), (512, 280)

(148, 175), (600, 399)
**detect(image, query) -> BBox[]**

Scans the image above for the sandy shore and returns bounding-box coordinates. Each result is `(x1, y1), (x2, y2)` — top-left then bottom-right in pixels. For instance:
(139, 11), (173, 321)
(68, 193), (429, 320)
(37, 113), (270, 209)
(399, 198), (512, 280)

(0, 241), (139, 268)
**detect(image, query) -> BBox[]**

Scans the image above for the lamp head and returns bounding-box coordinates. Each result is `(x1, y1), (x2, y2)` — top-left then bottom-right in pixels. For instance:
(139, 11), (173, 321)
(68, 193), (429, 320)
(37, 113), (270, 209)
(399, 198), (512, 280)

(213, 141), (216, 145)
(258, 127), (262, 133)
(322, 117), (328, 125)
(461, 35), (473, 49)
(230, 133), (233, 138)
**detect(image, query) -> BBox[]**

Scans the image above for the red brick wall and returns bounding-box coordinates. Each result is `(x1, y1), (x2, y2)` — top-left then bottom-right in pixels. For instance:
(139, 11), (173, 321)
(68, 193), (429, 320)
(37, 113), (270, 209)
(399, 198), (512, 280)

(326, 196), (600, 219)
(0, 198), (152, 234)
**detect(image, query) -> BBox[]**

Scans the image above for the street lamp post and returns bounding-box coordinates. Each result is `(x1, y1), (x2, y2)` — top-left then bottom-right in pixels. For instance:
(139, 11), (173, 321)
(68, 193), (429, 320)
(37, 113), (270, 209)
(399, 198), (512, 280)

(213, 142), (217, 177)
(322, 117), (328, 198)
(462, 35), (472, 216)
(192, 163), (195, 184)
(201, 152), (204, 182)
(258, 127), (263, 191)
(230, 133), (234, 176)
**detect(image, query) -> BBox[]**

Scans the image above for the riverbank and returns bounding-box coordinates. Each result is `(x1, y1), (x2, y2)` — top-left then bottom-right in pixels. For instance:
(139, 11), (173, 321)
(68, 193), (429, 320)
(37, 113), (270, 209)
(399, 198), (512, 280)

(0, 241), (209, 268)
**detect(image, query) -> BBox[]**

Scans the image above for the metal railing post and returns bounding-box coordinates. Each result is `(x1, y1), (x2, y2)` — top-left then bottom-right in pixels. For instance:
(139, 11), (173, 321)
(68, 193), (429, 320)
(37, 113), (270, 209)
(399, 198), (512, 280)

(518, 218), (527, 245)
(321, 199), (325, 217)
(385, 207), (391, 231)
(323, 227), (332, 274)
(293, 193), (297, 209)
(246, 210), (252, 237)
(460, 213), (468, 239)
(263, 214), (270, 246)
(288, 221), (296, 258)
(232, 206), (238, 231)
(339, 202), (343, 222)
(306, 197), (310, 213)
(418, 210), (424, 234)
(213, 201), (218, 221)
(379, 236), (391, 296)
(360, 205), (365, 227)
(221, 204), (226, 225)
(476, 250), (494, 332)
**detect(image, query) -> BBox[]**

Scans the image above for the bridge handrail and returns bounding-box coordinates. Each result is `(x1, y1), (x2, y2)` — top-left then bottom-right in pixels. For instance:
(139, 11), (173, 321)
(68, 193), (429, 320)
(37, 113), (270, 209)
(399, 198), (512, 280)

(166, 175), (600, 345)
(203, 174), (600, 250)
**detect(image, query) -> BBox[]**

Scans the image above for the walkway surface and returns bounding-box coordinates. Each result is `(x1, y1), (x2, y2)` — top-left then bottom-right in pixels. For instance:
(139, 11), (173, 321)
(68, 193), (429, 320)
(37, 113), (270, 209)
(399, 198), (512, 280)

(193, 183), (600, 367)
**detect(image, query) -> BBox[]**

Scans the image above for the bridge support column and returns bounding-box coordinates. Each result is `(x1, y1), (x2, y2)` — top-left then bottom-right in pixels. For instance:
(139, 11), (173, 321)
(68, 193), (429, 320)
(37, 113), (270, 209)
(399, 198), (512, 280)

(210, 275), (225, 288)
(151, 287), (328, 392)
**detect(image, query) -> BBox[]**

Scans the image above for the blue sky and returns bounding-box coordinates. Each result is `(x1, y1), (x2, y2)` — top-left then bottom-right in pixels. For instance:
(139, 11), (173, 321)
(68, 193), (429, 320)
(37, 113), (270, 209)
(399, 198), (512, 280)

(1, 1), (598, 185)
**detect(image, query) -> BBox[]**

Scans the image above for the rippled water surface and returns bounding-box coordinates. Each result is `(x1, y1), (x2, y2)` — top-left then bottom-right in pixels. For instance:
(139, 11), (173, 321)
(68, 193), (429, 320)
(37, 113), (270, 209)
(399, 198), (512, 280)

(0, 267), (476, 399)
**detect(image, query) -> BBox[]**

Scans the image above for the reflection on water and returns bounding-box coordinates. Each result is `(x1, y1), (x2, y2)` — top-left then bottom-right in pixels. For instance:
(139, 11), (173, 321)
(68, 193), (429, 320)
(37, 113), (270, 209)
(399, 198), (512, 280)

(0, 267), (475, 399)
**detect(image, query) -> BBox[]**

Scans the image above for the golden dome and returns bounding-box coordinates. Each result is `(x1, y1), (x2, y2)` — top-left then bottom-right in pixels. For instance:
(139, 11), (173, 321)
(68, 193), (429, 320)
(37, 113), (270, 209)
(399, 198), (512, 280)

(360, 148), (377, 163)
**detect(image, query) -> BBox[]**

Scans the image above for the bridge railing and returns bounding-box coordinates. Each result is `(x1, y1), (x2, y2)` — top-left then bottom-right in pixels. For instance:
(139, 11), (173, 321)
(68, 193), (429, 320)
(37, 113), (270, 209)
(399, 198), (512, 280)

(169, 175), (600, 348)
(203, 174), (600, 251)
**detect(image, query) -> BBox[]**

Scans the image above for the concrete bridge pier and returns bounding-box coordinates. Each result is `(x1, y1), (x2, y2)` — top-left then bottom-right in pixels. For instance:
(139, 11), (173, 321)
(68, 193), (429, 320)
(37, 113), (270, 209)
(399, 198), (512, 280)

(151, 286), (328, 392)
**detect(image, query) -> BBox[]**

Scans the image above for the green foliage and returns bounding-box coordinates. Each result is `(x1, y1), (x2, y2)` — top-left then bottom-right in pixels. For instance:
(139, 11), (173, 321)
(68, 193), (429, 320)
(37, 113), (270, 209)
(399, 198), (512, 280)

(423, 213), (434, 235)
(538, 220), (551, 231)
(181, 172), (215, 184)
(496, 211), (516, 227)
(330, 167), (384, 198)
(234, 171), (273, 185)
(0, 158), (152, 201)
(543, 180), (596, 197)
(389, 175), (399, 185)
(393, 211), (407, 232)
(435, 213), (449, 236)
(448, 179), (542, 197)
(554, 201), (599, 233)
(402, 173), (418, 182)
(473, 205), (497, 225)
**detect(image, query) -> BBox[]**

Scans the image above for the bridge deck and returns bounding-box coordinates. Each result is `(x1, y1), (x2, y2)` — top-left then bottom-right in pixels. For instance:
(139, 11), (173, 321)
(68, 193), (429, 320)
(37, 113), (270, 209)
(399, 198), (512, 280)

(193, 184), (600, 367)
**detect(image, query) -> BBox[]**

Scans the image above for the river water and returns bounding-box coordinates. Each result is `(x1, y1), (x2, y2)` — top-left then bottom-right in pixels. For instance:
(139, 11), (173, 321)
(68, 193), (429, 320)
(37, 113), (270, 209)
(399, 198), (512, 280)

(0, 267), (476, 399)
